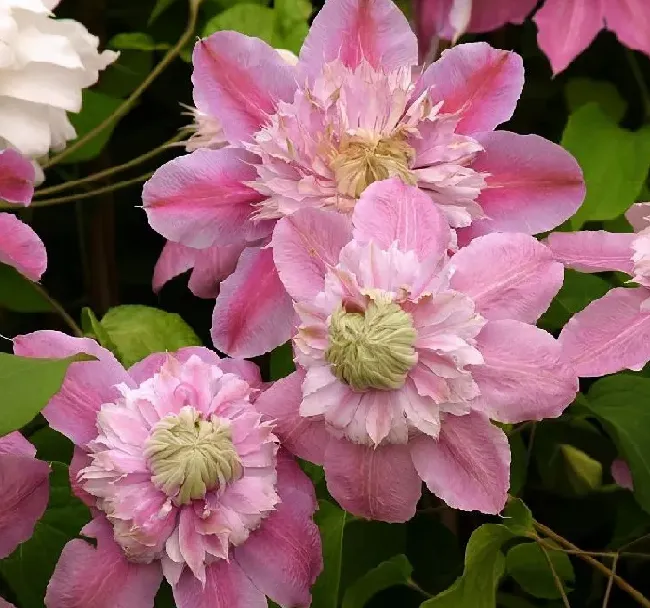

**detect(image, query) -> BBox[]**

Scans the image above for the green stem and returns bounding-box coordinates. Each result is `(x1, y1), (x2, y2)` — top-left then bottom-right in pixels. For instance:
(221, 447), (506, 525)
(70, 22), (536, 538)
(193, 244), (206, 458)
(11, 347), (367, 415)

(32, 283), (83, 337)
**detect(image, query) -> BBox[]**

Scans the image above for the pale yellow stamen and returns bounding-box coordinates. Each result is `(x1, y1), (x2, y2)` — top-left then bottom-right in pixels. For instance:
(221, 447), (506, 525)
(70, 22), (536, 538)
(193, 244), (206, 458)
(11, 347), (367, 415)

(144, 407), (242, 505)
(325, 295), (418, 391)
(330, 132), (416, 199)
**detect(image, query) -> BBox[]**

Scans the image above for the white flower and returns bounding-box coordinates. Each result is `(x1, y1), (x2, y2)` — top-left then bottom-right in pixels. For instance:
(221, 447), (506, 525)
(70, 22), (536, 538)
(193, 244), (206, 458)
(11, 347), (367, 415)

(0, 0), (118, 159)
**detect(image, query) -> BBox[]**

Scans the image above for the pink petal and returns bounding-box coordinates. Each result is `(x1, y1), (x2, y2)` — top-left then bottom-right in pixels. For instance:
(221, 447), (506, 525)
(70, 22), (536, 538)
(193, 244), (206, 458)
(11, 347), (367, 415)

(534, 0), (605, 75)
(611, 458), (634, 491)
(413, 0), (454, 60)
(625, 202), (650, 232)
(143, 148), (266, 249)
(128, 347), (222, 384)
(192, 32), (297, 145)
(254, 370), (330, 465)
(299, 0), (418, 78)
(0, 431), (36, 457)
(152, 241), (197, 294)
(0, 213), (47, 281)
(324, 438), (422, 523)
(451, 232), (564, 323)
(173, 559), (266, 608)
(461, 131), (585, 240)
(211, 247), (295, 358)
(604, 0), (650, 58)
(0, 452), (50, 558)
(0, 599), (15, 608)
(234, 458), (322, 608)
(546, 231), (635, 274)
(0, 148), (35, 205)
(467, 0), (537, 33)
(352, 178), (451, 262)
(417, 42), (524, 135)
(188, 243), (245, 299)
(410, 411), (510, 514)
(275, 449), (319, 517)
(272, 208), (351, 302)
(13, 331), (132, 447)
(69, 448), (94, 507)
(470, 320), (578, 423)
(45, 517), (162, 608)
(559, 287), (650, 377)
(218, 359), (263, 390)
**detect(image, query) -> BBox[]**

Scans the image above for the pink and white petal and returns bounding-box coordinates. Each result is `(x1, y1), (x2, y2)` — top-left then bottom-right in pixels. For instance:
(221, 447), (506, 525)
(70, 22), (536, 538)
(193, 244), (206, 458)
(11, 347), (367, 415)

(546, 231), (635, 274)
(470, 320), (578, 423)
(45, 518), (162, 608)
(0, 148), (35, 205)
(188, 243), (246, 299)
(0, 453), (50, 558)
(534, 0), (605, 75)
(460, 131), (585, 240)
(299, 0), (418, 78)
(152, 241), (197, 294)
(467, 0), (537, 33)
(0, 431), (36, 457)
(324, 438), (422, 522)
(410, 411), (510, 514)
(13, 331), (132, 447)
(234, 466), (322, 608)
(611, 458), (634, 490)
(173, 559), (266, 608)
(193, 32), (296, 145)
(0, 213), (47, 281)
(352, 178), (451, 262)
(625, 202), (650, 232)
(254, 370), (330, 464)
(559, 287), (650, 377)
(143, 148), (265, 249)
(416, 42), (524, 135)
(451, 232), (564, 322)
(272, 208), (351, 301)
(211, 247), (295, 358)
(604, 0), (650, 58)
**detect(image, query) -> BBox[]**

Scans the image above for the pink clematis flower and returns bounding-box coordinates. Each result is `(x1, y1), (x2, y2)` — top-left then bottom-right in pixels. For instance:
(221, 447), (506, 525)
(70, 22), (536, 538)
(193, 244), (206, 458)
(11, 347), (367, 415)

(547, 202), (650, 377)
(415, 0), (650, 75)
(611, 458), (634, 491)
(0, 432), (50, 559)
(256, 178), (578, 522)
(13, 334), (322, 608)
(143, 0), (584, 359)
(0, 148), (47, 281)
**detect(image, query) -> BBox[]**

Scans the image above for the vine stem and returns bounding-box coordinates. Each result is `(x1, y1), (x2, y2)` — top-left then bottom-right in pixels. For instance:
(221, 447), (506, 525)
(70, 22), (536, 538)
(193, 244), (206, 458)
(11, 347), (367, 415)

(41, 0), (201, 169)
(538, 542), (571, 607)
(32, 283), (83, 337)
(534, 522), (650, 607)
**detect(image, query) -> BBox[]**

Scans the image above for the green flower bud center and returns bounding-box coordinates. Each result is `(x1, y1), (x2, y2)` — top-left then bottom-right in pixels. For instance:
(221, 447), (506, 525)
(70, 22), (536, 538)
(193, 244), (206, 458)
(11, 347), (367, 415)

(331, 132), (416, 199)
(144, 407), (242, 505)
(325, 297), (418, 391)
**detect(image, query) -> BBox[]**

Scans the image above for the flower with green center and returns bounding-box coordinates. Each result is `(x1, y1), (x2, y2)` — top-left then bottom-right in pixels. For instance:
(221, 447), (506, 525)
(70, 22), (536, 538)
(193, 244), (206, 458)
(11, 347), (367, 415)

(325, 296), (418, 391)
(144, 406), (242, 505)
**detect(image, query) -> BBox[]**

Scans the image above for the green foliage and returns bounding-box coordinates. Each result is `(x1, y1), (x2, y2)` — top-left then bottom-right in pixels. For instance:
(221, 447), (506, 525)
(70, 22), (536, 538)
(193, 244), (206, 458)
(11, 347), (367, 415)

(0, 463), (91, 608)
(0, 353), (92, 437)
(270, 341), (296, 380)
(110, 32), (172, 51)
(313, 500), (347, 608)
(342, 554), (413, 608)
(565, 78), (627, 123)
(0, 263), (53, 313)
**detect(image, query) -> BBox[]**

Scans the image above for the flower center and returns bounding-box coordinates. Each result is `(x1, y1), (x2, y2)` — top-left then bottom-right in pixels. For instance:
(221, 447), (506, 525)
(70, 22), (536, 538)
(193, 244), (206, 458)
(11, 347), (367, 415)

(325, 295), (418, 391)
(330, 132), (416, 199)
(144, 406), (242, 505)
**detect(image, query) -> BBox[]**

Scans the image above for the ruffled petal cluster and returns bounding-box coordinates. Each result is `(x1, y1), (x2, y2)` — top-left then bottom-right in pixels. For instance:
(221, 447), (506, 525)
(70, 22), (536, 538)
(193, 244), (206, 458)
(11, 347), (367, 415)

(13, 334), (322, 608)
(143, 0), (584, 359)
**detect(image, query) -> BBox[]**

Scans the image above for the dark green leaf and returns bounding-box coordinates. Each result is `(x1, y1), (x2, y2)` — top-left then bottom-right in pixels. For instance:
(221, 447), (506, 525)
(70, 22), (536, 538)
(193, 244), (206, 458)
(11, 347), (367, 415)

(312, 500), (347, 608)
(506, 542), (574, 600)
(342, 554), (412, 608)
(203, 4), (276, 43)
(559, 444), (603, 495)
(565, 78), (627, 123)
(99, 50), (153, 98)
(110, 32), (171, 51)
(0, 263), (53, 313)
(270, 341), (295, 380)
(0, 353), (92, 437)
(0, 463), (91, 608)
(149, 0), (179, 24)
(99, 304), (202, 367)
(509, 432), (528, 496)
(29, 426), (74, 464)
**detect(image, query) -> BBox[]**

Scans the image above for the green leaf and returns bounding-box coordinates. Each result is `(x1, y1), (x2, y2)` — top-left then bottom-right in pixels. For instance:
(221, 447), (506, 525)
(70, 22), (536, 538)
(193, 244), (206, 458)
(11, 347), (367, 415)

(0, 463), (91, 608)
(274, 0), (312, 52)
(0, 353), (91, 437)
(565, 78), (627, 123)
(149, 0), (178, 24)
(109, 32), (171, 51)
(99, 305), (202, 367)
(586, 375), (650, 513)
(312, 500), (347, 608)
(0, 263), (53, 313)
(29, 426), (74, 464)
(509, 432), (527, 496)
(342, 554), (413, 608)
(559, 444), (603, 495)
(562, 104), (650, 229)
(99, 50), (153, 98)
(203, 4), (276, 44)
(422, 499), (533, 607)
(506, 542), (574, 600)
(63, 90), (123, 163)
(270, 341), (295, 380)
(81, 307), (118, 353)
